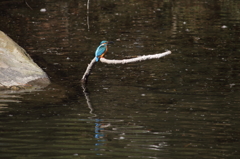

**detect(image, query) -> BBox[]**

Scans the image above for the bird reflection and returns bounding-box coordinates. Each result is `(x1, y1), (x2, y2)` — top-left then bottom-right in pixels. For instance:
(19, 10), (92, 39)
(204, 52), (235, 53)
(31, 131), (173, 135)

(81, 83), (110, 152)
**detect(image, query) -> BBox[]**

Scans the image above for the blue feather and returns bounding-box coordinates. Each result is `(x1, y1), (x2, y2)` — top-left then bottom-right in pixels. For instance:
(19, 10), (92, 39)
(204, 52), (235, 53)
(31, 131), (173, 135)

(95, 41), (108, 62)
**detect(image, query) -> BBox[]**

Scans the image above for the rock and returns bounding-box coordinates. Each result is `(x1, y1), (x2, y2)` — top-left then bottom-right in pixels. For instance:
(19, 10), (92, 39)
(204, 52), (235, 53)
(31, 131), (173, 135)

(0, 31), (50, 90)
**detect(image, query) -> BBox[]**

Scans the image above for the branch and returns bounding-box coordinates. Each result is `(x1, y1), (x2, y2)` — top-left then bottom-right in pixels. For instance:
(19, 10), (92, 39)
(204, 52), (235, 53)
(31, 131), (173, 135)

(81, 57), (96, 83)
(100, 51), (171, 64)
(81, 51), (171, 83)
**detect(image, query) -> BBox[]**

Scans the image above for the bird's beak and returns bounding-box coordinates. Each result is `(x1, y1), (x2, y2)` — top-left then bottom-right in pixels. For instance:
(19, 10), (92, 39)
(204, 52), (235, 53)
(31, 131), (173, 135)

(108, 41), (114, 44)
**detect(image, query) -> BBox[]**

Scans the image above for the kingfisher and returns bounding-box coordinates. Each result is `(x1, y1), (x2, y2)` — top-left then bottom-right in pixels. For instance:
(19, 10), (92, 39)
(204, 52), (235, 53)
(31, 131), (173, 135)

(95, 41), (113, 62)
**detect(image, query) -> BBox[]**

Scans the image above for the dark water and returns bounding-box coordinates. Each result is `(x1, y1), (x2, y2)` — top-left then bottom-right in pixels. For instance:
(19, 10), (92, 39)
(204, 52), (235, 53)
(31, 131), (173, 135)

(0, 0), (240, 158)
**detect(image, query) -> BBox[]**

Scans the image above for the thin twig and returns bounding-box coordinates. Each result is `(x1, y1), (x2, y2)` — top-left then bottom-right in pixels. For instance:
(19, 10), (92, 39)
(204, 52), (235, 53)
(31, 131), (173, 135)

(87, 0), (90, 13)
(87, 0), (90, 31)
(25, 0), (33, 10)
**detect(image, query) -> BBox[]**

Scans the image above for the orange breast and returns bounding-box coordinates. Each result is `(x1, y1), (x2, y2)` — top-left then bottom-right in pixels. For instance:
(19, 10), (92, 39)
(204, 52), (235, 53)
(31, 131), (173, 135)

(100, 46), (108, 58)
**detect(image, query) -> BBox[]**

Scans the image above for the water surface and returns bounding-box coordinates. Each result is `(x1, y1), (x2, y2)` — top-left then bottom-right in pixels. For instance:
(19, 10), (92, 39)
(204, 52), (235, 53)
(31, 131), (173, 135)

(0, 0), (240, 158)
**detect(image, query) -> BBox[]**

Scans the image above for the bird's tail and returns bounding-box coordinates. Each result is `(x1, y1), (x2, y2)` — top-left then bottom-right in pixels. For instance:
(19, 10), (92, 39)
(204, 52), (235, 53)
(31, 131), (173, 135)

(95, 57), (99, 62)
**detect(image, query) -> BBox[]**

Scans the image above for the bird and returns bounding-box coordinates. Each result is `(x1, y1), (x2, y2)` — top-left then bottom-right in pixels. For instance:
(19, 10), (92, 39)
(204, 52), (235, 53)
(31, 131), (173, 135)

(95, 41), (113, 62)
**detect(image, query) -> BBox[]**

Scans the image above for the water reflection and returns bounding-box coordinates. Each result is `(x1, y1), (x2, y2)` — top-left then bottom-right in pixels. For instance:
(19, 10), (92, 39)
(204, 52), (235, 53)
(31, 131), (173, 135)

(81, 83), (170, 157)
(0, 0), (240, 158)
(82, 83), (109, 153)
(0, 89), (39, 113)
